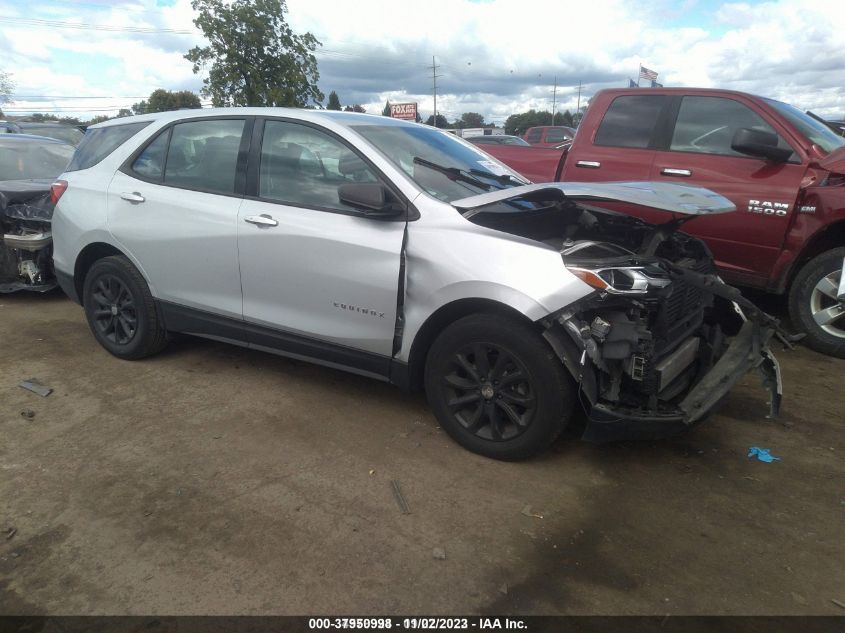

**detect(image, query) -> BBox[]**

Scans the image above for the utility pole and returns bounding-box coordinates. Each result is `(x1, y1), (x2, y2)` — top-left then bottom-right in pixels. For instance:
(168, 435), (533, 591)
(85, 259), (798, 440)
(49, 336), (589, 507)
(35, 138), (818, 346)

(551, 75), (557, 126)
(430, 55), (442, 127)
(576, 81), (582, 125)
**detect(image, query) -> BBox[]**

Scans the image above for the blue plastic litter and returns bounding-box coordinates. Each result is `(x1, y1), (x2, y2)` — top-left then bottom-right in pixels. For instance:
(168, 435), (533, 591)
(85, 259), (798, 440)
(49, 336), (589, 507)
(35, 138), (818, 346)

(748, 447), (780, 463)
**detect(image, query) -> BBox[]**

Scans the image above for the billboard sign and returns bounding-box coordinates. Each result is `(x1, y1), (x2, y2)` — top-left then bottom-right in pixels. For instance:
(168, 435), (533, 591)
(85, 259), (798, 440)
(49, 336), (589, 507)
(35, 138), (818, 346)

(390, 103), (418, 120)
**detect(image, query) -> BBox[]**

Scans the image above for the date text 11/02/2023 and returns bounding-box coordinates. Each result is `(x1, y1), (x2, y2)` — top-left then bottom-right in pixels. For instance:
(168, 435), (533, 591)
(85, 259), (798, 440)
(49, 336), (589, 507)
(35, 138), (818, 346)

(307, 617), (528, 629)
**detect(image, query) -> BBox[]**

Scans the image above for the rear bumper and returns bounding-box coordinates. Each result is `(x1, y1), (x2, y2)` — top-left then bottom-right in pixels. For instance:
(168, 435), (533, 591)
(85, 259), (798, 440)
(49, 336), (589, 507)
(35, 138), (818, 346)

(55, 269), (80, 304)
(581, 320), (781, 443)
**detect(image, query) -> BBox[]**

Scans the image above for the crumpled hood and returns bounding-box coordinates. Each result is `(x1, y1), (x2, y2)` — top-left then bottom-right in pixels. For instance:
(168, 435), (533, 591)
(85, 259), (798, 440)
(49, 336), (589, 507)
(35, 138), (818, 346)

(451, 181), (736, 217)
(0, 179), (55, 224)
(818, 146), (845, 174)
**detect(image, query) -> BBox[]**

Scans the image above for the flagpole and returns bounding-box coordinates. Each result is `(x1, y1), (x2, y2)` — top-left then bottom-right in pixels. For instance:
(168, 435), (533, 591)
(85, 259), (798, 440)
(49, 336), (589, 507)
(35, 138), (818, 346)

(636, 63), (640, 87)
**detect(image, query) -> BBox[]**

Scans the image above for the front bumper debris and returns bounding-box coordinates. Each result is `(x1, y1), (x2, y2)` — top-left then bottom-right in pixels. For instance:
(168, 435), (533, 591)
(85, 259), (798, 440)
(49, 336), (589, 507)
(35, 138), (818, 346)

(576, 320), (781, 442)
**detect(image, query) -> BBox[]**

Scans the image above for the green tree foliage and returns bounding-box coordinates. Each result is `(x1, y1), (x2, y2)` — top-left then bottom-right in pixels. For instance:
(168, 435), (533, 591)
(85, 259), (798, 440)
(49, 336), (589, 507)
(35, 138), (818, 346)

(425, 114), (448, 128)
(382, 100), (391, 116)
(132, 89), (202, 115)
(185, 0), (323, 107)
(87, 115), (112, 125)
(504, 109), (557, 135)
(117, 108), (133, 118)
(327, 90), (341, 110)
(0, 70), (13, 115)
(457, 112), (485, 128)
(343, 104), (365, 113)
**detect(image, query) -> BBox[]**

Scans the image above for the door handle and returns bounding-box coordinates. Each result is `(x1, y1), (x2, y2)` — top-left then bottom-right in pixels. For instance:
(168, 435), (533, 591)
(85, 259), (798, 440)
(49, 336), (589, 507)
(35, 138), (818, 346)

(120, 191), (145, 203)
(244, 214), (279, 228)
(576, 160), (601, 168)
(660, 168), (692, 177)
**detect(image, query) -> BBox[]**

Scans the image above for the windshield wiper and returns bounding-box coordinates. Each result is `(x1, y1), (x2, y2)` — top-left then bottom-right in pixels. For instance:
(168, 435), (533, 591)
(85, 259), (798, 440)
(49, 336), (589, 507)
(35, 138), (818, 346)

(412, 156), (494, 190)
(466, 168), (525, 186)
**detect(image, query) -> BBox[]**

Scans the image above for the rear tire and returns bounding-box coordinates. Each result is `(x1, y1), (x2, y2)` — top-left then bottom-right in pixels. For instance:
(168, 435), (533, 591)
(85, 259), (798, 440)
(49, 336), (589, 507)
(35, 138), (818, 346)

(424, 313), (574, 461)
(788, 247), (845, 358)
(82, 255), (167, 360)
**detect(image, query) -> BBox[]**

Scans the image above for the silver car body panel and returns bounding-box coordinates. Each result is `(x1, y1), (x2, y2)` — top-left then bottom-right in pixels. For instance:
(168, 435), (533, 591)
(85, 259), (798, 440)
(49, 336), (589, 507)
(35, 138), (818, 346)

(452, 182), (736, 216)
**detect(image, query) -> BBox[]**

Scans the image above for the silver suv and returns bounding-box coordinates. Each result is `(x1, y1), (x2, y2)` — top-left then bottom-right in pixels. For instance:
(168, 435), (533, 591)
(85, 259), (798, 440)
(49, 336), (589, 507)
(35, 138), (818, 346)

(52, 109), (784, 460)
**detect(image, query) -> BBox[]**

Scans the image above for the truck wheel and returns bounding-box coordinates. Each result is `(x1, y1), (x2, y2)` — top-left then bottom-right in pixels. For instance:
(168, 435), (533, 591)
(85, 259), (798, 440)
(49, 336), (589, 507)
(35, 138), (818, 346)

(788, 247), (845, 358)
(82, 255), (168, 360)
(424, 313), (574, 461)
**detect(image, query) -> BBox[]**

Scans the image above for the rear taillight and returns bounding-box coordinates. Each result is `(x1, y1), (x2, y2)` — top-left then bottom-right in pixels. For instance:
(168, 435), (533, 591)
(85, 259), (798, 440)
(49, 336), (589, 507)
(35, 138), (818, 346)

(51, 180), (68, 205)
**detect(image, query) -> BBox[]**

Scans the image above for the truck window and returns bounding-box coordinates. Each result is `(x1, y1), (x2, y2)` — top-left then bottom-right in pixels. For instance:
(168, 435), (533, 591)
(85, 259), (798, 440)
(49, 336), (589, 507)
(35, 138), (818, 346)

(670, 96), (795, 159)
(594, 95), (666, 148)
(525, 128), (543, 143)
(543, 128), (571, 143)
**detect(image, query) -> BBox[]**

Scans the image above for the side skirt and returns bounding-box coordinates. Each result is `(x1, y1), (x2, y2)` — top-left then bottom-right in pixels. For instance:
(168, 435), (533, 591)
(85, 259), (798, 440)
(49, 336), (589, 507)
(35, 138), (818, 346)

(158, 300), (402, 383)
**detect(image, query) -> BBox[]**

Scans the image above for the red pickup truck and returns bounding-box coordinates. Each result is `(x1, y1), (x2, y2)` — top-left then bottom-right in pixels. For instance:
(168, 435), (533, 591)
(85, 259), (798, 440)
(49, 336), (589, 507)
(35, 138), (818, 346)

(484, 88), (845, 357)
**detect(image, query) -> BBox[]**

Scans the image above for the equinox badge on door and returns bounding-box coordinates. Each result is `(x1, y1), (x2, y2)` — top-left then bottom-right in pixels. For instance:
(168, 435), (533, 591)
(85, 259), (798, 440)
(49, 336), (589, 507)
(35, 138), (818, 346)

(333, 302), (386, 318)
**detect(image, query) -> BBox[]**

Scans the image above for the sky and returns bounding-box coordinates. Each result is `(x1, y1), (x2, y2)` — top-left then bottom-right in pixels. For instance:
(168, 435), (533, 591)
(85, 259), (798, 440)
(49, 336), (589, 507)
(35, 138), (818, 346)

(1, 0), (844, 123)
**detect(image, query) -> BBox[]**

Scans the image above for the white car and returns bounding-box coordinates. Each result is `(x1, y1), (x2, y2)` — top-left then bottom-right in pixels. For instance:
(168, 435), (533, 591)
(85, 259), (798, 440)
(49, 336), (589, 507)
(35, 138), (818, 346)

(51, 108), (783, 460)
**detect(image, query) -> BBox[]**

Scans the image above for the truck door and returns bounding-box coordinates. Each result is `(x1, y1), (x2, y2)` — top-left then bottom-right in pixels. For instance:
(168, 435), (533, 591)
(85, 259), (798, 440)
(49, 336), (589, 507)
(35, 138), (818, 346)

(650, 95), (807, 287)
(563, 94), (668, 182)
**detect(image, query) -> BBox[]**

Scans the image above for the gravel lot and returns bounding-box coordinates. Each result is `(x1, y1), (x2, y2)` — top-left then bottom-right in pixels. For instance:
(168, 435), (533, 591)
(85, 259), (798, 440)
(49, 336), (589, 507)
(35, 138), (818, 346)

(1, 291), (843, 615)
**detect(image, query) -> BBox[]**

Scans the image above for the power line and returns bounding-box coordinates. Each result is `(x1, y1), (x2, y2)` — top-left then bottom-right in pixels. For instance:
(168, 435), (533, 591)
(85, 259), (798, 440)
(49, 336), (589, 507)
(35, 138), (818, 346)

(0, 15), (193, 34)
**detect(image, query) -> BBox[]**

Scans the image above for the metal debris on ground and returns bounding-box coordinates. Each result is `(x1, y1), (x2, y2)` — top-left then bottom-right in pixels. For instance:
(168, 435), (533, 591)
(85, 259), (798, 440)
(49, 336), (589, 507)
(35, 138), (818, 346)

(521, 505), (544, 519)
(498, 584), (508, 595)
(18, 379), (53, 397)
(747, 447), (780, 463)
(831, 599), (845, 610)
(20, 409), (35, 419)
(390, 480), (411, 515)
(4, 527), (16, 540)
(432, 547), (446, 560)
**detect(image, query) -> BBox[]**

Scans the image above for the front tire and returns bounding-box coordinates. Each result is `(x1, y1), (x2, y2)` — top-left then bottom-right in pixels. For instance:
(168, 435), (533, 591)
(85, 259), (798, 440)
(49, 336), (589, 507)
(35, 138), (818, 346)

(82, 255), (167, 360)
(788, 247), (845, 358)
(424, 313), (574, 461)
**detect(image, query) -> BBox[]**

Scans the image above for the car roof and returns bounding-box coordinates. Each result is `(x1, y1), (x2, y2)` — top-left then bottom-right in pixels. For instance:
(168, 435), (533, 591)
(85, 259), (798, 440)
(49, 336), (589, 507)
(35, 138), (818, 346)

(0, 133), (73, 145)
(90, 107), (422, 131)
(18, 121), (76, 126)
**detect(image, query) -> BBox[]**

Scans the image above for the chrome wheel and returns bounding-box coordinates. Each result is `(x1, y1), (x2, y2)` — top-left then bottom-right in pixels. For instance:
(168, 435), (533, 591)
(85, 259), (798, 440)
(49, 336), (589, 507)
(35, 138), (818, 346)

(810, 269), (845, 339)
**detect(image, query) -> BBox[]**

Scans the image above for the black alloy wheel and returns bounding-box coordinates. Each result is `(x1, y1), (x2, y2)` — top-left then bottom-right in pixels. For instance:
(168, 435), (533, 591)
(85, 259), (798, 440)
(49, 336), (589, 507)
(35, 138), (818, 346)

(82, 255), (168, 360)
(90, 274), (138, 345)
(442, 342), (536, 441)
(424, 313), (574, 460)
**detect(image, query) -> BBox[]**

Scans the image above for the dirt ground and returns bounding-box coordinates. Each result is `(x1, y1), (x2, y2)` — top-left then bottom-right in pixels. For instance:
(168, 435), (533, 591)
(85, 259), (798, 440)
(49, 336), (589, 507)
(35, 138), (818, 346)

(1, 290), (843, 616)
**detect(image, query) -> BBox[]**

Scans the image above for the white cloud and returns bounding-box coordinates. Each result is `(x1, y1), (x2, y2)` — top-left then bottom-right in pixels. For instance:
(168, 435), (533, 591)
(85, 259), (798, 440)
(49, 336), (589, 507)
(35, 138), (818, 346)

(2, 0), (844, 121)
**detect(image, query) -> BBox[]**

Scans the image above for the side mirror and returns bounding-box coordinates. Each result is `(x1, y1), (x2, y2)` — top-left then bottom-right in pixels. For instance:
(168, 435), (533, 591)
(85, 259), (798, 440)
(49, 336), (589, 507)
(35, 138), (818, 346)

(730, 127), (792, 163)
(338, 183), (404, 218)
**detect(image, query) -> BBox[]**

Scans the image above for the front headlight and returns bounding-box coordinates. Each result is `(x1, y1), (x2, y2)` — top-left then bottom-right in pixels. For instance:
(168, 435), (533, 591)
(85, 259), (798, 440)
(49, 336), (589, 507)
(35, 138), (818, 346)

(568, 264), (671, 295)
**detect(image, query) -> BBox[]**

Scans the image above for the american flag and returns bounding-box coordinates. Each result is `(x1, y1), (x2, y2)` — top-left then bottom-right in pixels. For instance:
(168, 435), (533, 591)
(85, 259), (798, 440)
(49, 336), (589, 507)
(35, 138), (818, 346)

(639, 65), (658, 81)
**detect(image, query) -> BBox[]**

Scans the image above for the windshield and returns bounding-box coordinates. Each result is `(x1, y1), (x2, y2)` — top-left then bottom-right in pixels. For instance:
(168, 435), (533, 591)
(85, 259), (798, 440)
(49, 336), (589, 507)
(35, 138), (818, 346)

(351, 124), (528, 202)
(764, 98), (845, 155)
(0, 139), (75, 181)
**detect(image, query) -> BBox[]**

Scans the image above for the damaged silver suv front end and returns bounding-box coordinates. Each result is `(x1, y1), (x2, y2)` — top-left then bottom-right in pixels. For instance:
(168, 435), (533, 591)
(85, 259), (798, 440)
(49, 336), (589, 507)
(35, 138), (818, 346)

(453, 182), (786, 442)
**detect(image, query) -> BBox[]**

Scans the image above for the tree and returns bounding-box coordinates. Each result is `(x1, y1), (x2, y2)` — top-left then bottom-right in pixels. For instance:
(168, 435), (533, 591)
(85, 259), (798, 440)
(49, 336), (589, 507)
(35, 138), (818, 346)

(343, 104), (365, 113)
(0, 70), (13, 115)
(503, 109), (555, 135)
(459, 112), (485, 128)
(327, 90), (341, 110)
(132, 89), (202, 115)
(185, 0), (323, 108)
(425, 114), (448, 128)
(117, 108), (133, 118)
(382, 100), (391, 117)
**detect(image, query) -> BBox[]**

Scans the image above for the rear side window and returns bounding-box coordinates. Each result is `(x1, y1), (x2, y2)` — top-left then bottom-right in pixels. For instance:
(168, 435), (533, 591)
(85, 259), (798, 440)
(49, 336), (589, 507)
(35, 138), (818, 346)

(164, 119), (245, 194)
(544, 128), (570, 143)
(594, 95), (666, 148)
(67, 121), (150, 171)
(670, 96), (795, 159)
(525, 128), (542, 143)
